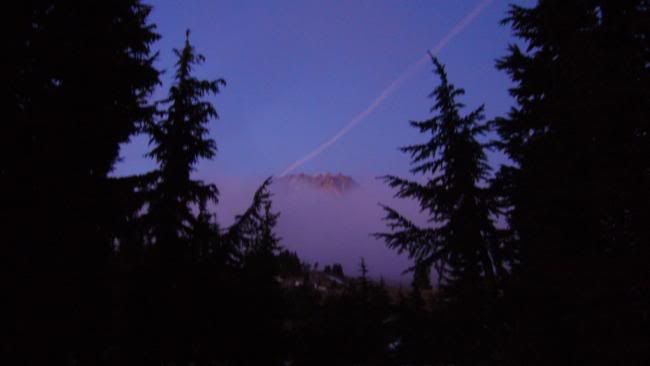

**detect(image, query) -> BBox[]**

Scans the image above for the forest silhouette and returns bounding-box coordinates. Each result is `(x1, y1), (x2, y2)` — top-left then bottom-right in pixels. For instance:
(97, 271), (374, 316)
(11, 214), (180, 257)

(4, 1), (649, 365)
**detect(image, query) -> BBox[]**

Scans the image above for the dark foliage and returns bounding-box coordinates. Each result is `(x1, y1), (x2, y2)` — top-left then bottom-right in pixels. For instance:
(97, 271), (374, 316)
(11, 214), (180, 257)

(277, 249), (304, 276)
(4, 1), (649, 365)
(3, 1), (160, 364)
(376, 55), (509, 365)
(144, 30), (224, 264)
(376, 55), (505, 294)
(493, 0), (650, 364)
(286, 262), (394, 366)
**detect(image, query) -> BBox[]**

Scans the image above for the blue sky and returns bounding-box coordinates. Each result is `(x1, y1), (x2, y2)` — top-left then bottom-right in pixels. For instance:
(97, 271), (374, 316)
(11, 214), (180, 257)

(115, 0), (527, 181)
(112, 0), (531, 279)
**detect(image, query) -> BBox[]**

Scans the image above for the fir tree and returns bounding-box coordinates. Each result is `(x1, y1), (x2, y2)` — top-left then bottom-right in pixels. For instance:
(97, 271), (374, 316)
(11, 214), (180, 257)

(225, 177), (281, 267)
(221, 177), (286, 365)
(145, 30), (225, 262)
(277, 249), (303, 276)
(331, 263), (345, 278)
(412, 265), (432, 291)
(359, 257), (369, 281)
(495, 1), (650, 363)
(376, 55), (503, 296)
(358, 257), (370, 298)
(4, 1), (160, 363)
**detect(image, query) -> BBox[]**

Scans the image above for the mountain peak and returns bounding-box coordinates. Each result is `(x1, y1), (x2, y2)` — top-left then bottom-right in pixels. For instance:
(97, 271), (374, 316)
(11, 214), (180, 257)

(275, 173), (359, 195)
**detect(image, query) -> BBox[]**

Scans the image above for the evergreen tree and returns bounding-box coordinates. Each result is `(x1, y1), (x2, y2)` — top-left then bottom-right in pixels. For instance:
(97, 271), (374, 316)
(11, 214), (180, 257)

(145, 30), (225, 262)
(224, 177), (281, 266)
(220, 177), (287, 365)
(134, 32), (225, 364)
(412, 265), (432, 291)
(359, 257), (369, 285)
(375, 55), (506, 365)
(376, 55), (503, 296)
(277, 249), (303, 276)
(331, 263), (345, 278)
(495, 1), (650, 363)
(4, 1), (160, 363)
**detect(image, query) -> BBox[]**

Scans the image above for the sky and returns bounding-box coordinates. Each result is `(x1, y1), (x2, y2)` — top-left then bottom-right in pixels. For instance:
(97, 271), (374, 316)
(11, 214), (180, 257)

(116, 0), (528, 179)
(114, 0), (529, 280)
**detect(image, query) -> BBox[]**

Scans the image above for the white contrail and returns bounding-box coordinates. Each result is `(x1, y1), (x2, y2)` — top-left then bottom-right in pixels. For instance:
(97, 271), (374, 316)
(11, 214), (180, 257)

(280, 0), (495, 177)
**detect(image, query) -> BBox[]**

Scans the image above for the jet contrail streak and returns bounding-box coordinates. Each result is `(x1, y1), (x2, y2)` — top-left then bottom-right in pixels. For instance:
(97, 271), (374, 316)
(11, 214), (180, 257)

(280, 0), (494, 177)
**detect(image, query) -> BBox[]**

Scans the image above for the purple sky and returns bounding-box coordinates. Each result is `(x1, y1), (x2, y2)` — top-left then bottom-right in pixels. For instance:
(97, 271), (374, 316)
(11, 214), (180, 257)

(114, 0), (526, 281)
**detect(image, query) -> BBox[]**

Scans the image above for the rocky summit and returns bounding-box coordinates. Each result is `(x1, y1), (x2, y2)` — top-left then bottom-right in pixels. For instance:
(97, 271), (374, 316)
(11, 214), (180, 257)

(275, 173), (359, 195)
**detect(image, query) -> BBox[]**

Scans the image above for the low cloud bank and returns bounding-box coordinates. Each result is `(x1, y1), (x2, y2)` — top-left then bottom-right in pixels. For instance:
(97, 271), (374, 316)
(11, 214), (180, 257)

(212, 175), (429, 284)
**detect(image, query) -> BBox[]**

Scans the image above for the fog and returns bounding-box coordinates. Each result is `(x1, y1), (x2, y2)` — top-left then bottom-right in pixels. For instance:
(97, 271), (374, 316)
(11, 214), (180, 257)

(213, 175), (429, 284)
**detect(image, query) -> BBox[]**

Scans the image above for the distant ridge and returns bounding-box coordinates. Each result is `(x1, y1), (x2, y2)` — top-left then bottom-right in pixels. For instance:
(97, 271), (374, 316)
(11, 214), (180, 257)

(274, 173), (359, 195)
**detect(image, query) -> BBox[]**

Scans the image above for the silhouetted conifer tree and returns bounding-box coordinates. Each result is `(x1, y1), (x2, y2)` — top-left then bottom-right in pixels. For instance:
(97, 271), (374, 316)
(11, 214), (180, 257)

(331, 263), (345, 278)
(359, 257), (369, 294)
(494, 1), (650, 363)
(121, 30), (227, 366)
(376, 55), (507, 365)
(412, 265), (432, 291)
(145, 30), (225, 263)
(376, 55), (502, 296)
(225, 178), (280, 265)
(4, 1), (160, 364)
(219, 177), (286, 365)
(277, 249), (303, 276)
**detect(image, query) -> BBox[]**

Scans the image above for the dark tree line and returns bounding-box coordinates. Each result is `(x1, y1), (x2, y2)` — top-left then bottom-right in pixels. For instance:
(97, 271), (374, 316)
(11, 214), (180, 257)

(376, 54), (507, 365)
(493, 1), (650, 364)
(4, 1), (649, 365)
(4, 1), (160, 364)
(378, 1), (649, 365)
(3, 2), (394, 365)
